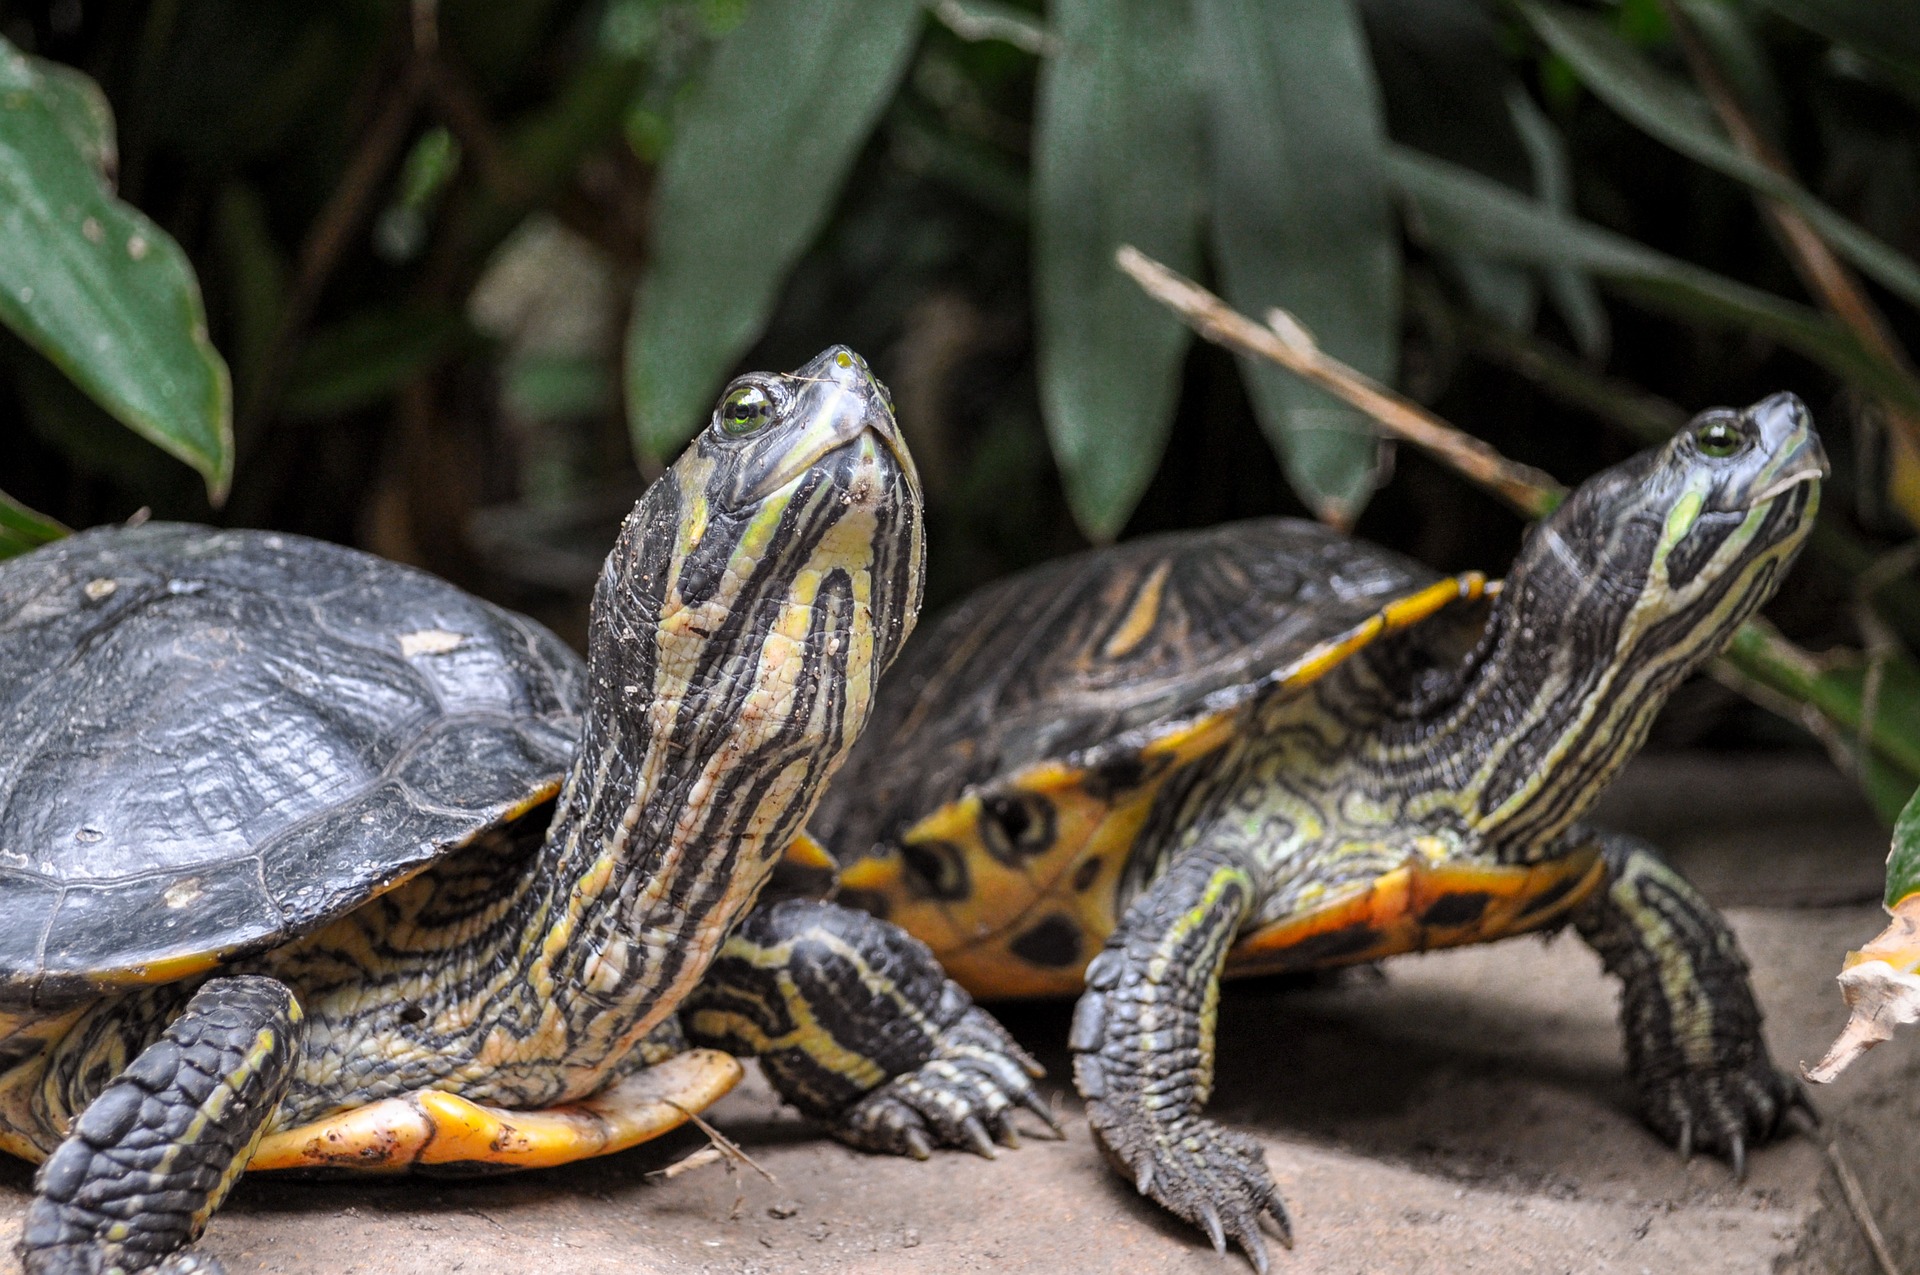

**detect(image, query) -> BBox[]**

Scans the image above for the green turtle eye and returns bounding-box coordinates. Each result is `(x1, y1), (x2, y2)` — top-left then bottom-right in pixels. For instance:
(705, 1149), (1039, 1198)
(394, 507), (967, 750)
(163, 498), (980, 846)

(1694, 419), (1744, 457)
(717, 385), (774, 436)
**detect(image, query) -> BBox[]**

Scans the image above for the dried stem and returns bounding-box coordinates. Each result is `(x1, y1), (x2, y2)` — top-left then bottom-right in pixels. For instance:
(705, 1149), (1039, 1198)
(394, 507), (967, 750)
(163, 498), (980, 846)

(1825, 1140), (1905, 1275)
(1115, 246), (1566, 519)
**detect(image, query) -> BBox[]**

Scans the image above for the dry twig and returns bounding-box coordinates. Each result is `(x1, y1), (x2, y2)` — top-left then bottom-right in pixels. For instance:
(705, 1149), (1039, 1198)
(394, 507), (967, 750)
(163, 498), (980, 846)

(1115, 245), (1566, 520)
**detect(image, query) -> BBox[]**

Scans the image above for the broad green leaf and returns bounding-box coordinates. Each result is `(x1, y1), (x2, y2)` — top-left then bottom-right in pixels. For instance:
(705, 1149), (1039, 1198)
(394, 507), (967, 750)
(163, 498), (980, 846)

(33, 58), (115, 179)
(0, 40), (232, 500)
(1196, 0), (1397, 524)
(1360, 0), (1537, 332)
(1520, 0), (1920, 313)
(0, 488), (67, 560)
(1507, 87), (1609, 359)
(282, 309), (474, 419)
(1386, 147), (1920, 415)
(626, 0), (925, 458)
(1890, 784), (1920, 907)
(1034, 0), (1204, 540)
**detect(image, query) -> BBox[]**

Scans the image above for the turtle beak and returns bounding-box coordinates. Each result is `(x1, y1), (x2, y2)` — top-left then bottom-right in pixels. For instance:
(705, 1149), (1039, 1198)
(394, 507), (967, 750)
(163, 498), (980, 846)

(747, 346), (918, 501)
(1747, 392), (1828, 506)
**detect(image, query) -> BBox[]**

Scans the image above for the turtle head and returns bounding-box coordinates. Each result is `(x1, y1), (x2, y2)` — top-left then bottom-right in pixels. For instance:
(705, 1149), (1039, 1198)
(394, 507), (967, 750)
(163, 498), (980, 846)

(1518, 391), (1824, 633)
(613, 343), (925, 780)
(1467, 393), (1823, 844)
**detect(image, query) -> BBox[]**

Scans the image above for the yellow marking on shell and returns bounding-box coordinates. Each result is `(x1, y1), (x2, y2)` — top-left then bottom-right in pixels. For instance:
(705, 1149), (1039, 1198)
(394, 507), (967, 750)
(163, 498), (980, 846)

(122, 950), (224, 987)
(1227, 845), (1606, 975)
(249, 1049), (742, 1172)
(1101, 560), (1172, 660)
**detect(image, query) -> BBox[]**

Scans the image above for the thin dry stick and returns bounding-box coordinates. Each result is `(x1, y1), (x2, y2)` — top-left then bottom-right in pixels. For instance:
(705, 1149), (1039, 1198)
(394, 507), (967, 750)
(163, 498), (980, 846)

(1115, 246), (1566, 520)
(660, 1100), (778, 1186)
(647, 1144), (724, 1182)
(1826, 1140), (1904, 1275)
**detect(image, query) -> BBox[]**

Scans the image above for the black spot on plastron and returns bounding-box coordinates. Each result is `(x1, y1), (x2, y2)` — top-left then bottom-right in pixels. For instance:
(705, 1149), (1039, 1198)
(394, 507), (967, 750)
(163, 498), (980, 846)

(979, 792), (1057, 866)
(1008, 914), (1084, 969)
(900, 840), (971, 902)
(1281, 924), (1382, 967)
(1420, 892), (1492, 928)
(1072, 858), (1102, 893)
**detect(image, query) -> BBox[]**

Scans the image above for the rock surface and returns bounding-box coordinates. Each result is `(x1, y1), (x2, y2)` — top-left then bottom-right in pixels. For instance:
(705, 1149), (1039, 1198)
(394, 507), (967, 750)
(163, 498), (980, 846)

(3, 753), (1914, 1274)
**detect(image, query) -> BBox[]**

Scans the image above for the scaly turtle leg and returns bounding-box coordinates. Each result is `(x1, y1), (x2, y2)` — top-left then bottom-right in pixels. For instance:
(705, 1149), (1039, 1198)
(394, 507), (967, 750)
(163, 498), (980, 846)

(1571, 829), (1814, 1175)
(683, 899), (1057, 1158)
(1070, 845), (1289, 1273)
(21, 976), (302, 1275)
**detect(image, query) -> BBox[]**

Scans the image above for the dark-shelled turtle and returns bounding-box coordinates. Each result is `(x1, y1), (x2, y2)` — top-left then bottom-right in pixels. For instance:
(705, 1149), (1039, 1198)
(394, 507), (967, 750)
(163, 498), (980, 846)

(0, 348), (1049, 1275)
(811, 393), (1827, 1269)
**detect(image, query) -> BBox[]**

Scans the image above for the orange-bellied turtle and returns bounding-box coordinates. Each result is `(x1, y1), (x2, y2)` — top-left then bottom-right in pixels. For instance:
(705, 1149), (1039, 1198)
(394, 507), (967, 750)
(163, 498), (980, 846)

(810, 393), (1827, 1269)
(0, 348), (1048, 1275)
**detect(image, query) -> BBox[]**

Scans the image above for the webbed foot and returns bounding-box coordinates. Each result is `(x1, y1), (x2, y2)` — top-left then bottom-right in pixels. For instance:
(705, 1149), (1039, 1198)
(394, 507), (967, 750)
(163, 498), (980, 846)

(1085, 1095), (1291, 1273)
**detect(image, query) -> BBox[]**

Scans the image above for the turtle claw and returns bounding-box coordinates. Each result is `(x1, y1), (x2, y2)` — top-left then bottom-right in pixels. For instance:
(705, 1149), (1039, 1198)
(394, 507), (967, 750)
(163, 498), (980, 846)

(830, 1007), (1054, 1160)
(1642, 1055), (1804, 1181)
(1088, 1101), (1289, 1274)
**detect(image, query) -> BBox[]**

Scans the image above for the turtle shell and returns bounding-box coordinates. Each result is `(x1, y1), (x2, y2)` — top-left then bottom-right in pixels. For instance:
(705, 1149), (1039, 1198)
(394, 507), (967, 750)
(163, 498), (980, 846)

(809, 518), (1488, 995)
(0, 524), (583, 1010)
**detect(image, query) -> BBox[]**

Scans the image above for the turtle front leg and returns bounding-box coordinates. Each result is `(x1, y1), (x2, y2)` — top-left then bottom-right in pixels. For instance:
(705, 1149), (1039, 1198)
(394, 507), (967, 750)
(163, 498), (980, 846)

(1072, 845), (1289, 1273)
(1571, 829), (1814, 1175)
(21, 976), (303, 1275)
(682, 898), (1057, 1159)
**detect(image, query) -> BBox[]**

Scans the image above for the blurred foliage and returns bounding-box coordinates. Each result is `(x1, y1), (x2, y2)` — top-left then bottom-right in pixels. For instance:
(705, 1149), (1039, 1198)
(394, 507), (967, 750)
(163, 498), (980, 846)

(4, 0), (1920, 846)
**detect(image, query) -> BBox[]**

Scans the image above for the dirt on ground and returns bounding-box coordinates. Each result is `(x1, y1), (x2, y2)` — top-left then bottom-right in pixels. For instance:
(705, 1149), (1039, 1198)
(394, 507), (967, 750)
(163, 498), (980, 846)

(3, 753), (1915, 1274)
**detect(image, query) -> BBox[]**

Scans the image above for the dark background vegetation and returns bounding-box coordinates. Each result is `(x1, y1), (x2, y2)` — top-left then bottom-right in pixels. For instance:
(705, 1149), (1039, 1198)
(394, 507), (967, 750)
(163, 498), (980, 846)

(3, 0), (1918, 764)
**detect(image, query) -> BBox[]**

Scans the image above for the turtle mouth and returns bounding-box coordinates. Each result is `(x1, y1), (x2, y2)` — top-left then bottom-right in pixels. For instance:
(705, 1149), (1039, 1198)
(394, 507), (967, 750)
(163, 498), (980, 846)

(1751, 467), (1822, 506)
(1745, 432), (1828, 509)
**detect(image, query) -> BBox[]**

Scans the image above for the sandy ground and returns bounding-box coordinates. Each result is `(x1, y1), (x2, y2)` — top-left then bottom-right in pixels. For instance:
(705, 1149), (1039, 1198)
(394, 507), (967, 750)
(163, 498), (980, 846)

(3, 753), (1915, 1274)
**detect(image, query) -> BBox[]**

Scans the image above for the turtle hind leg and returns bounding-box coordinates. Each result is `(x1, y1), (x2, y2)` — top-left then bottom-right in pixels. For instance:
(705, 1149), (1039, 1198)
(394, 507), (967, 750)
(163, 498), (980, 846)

(1572, 829), (1815, 1174)
(1072, 845), (1289, 1274)
(682, 898), (1056, 1160)
(21, 975), (303, 1275)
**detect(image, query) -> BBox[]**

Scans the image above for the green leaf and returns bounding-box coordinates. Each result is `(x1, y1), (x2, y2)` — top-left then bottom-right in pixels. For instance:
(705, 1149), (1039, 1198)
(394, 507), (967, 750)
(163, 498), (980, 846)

(32, 57), (115, 179)
(626, 0), (925, 459)
(1507, 87), (1609, 359)
(282, 308), (474, 419)
(1890, 785), (1920, 907)
(1196, 0), (1397, 524)
(0, 488), (67, 560)
(1386, 147), (1920, 416)
(1033, 0), (1204, 540)
(1520, 0), (1920, 314)
(0, 40), (232, 501)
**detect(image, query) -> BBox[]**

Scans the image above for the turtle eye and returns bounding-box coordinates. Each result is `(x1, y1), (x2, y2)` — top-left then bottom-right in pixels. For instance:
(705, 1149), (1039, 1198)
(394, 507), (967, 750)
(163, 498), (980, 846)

(1694, 418), (1745, 458)
(716, 384), (775, 437)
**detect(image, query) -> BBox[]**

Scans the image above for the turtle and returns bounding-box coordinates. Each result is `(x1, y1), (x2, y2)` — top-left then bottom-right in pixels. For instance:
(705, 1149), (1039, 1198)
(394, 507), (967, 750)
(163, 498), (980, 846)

(0, 346), (1052, 1275)
(807, 392), (1829, 1269)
